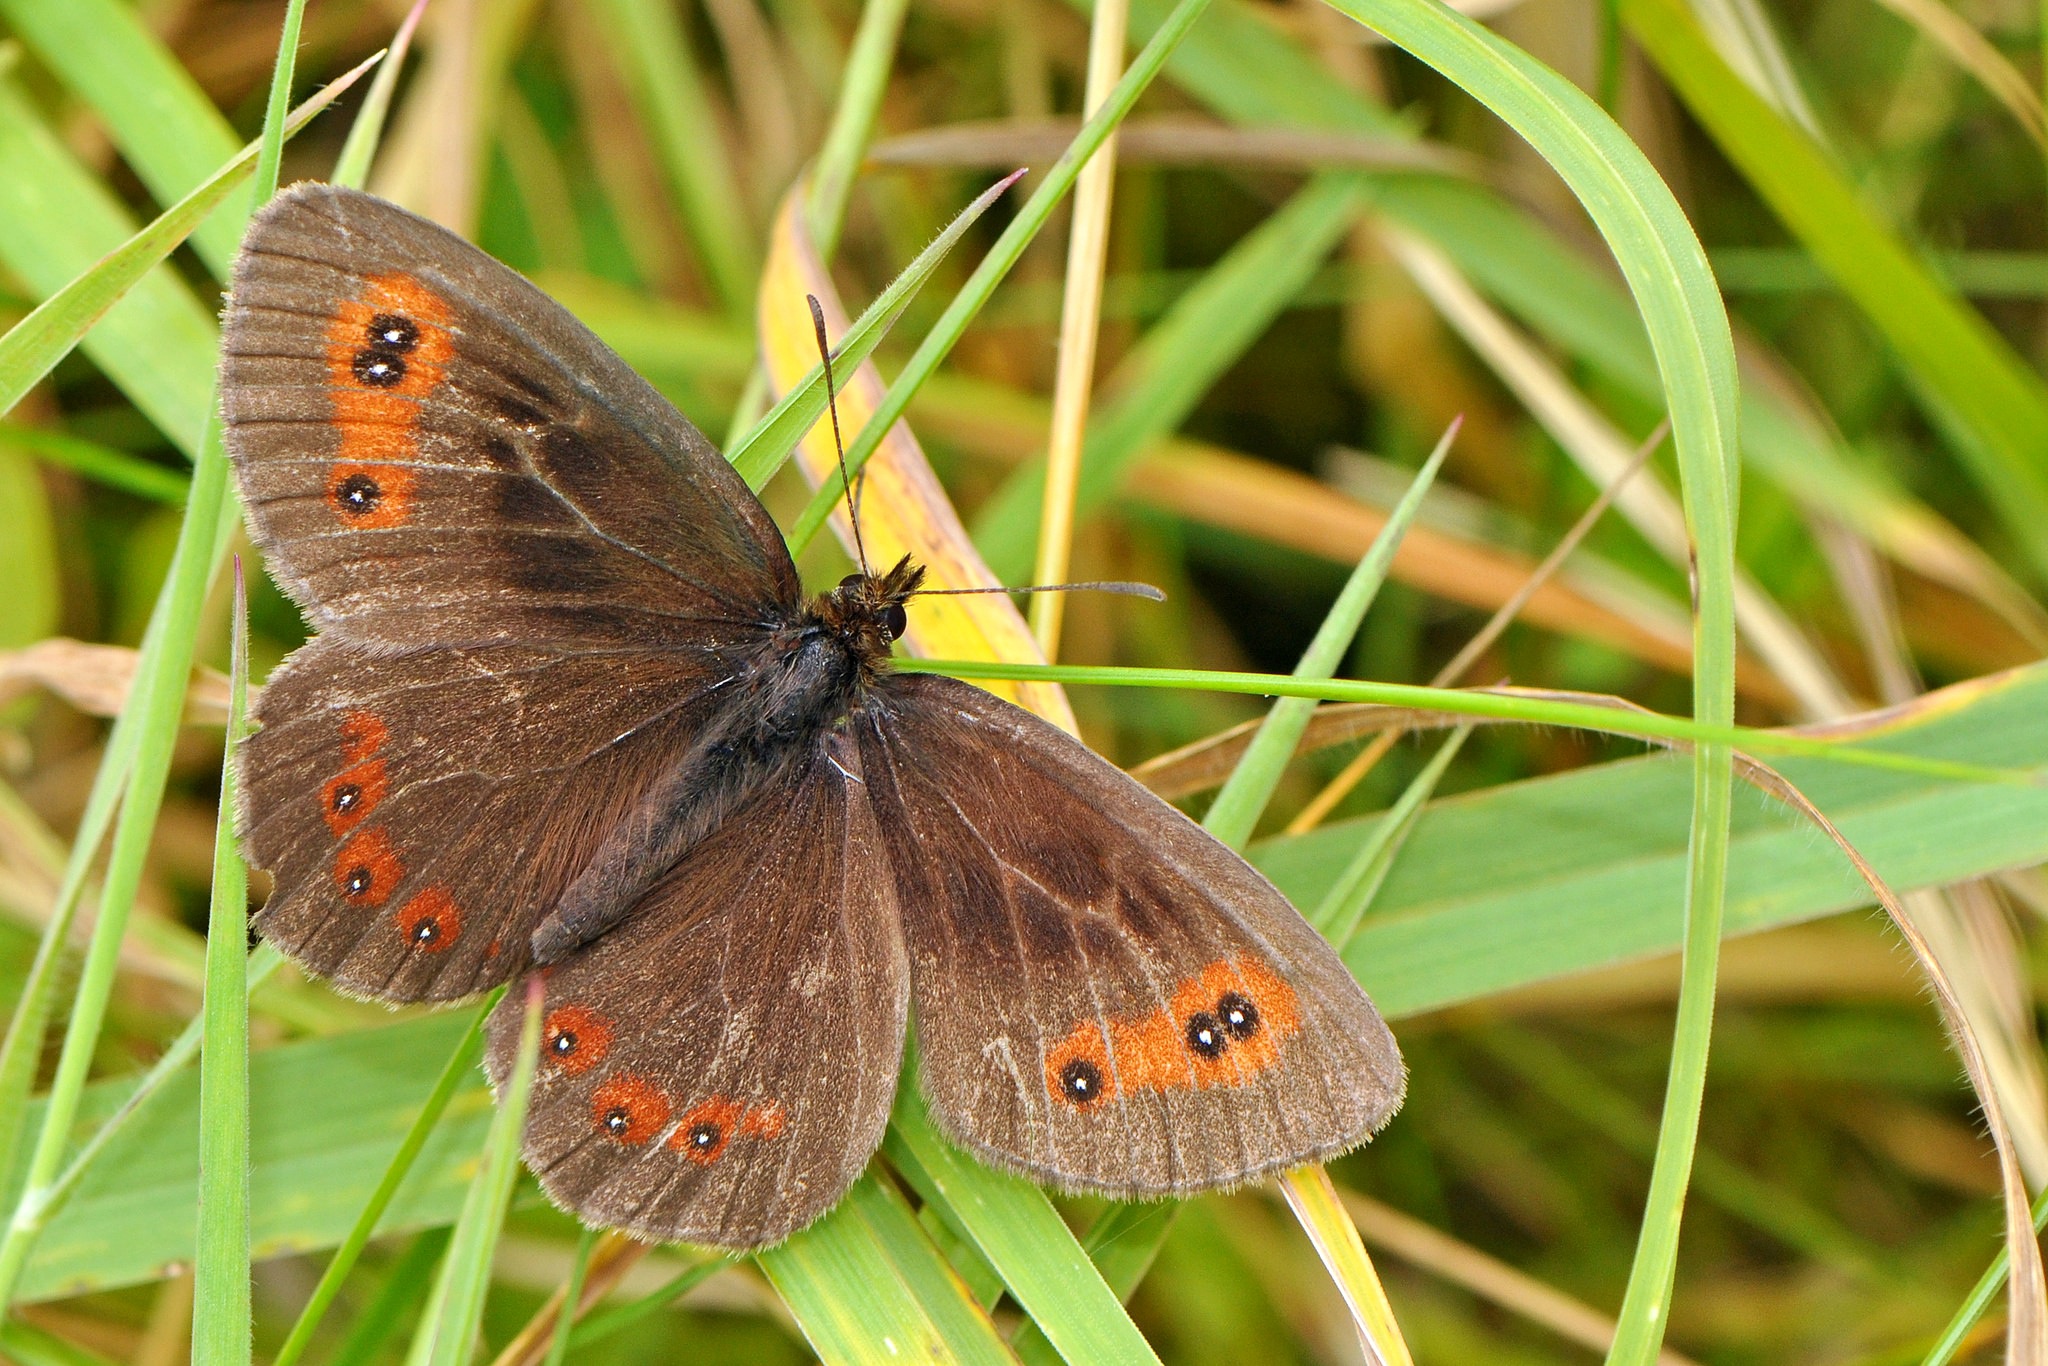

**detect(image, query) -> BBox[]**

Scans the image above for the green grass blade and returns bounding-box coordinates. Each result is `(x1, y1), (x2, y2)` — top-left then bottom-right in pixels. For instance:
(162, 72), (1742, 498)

(269, 1008), (487, 1366)
(0, 0), (307, 1312)
(190, 566), (252, 1366)
(756, 1172), (1018, 1366)
(0, 0), (245, 275)
(542, 1226), (598, 1366)
(590, 0), (758, 313)
(1918, 1182), (2048, 1366)
(973, 171), (1373, 581)
(838, 1176), (1017, 1365)
(803, 0), (911, 259)
(332, 0), (428, 192)
(729, 170), (1023, 490)
(0, 427), (189, 504)
(324, 1229), (452, 1366)
(565, 1256), (726, 1352)
(407, 989), (538, 1366)
(786, 0), (1217, 552)
(884, 1082), (1163, 1366)
(1313, 723), (1473, 946)
(0, 64), (369, 425)
(1622, 0), (2048, 583)
(1201, 425), (1454, 848)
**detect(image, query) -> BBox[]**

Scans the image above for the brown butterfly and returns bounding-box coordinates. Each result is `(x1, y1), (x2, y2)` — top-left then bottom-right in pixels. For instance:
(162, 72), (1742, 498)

(220, 182), (1405, 1250)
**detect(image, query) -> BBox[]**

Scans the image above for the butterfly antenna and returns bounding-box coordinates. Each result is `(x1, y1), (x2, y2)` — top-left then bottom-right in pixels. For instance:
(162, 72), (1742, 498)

(916, 580), (1167, 602)
(808, 294), (871, 578)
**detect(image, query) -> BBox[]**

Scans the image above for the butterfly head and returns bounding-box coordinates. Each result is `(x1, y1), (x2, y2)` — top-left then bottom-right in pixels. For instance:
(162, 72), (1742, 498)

(814, 554), (924, 666)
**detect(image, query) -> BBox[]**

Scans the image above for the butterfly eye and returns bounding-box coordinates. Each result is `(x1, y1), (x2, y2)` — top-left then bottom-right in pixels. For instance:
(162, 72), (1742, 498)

(838, 573), (866, 591)
(881, 604), (908, 641)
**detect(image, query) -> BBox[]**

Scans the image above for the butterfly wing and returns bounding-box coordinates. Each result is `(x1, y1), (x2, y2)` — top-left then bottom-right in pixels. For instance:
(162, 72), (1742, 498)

(485, 737), (909, 1248)
(221, 182), (798, 649)
(856, 674), (1404, 1196)
(242, 634), (730, 1001)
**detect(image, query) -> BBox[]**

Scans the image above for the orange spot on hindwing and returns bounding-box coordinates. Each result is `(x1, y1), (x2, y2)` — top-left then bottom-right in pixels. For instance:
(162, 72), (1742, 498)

(322, 273), (453, 529)
(332, 827), (403, 906)
(321, 757), (386, 835)
(394, 886), (460, 951)
(1044, 958), (1302, 1109)
(670, 1097), (743, 1165)
(591, 1074), (670, 1145)
(340, 710), (388, 763)
(542, 1005), (613, 1076)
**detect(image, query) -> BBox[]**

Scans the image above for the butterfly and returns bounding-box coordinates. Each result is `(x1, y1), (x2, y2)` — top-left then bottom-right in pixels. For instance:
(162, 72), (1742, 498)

(220, 182), (1405, 1250)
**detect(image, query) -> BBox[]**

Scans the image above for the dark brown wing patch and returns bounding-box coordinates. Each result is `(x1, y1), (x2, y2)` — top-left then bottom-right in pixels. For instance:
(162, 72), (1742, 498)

(242, 634), (732, 1002)
(858, 674), (1405, 1197)
(486, 739), (908, 1249)
(221, 183), (799, 651)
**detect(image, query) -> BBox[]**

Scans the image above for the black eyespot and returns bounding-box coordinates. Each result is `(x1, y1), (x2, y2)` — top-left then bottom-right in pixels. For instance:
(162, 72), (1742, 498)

(1185, 1012), (1227, 1058)
(342, 866), (374, 898)
(838, 573), (866, 591)
(334, 473), (381, 514)
(550, 1030), (578, 1056)
(1058, 1058), (1104, 1105)
(366, 313), (418, 351)
(881, 603), (908, 641)
(331, 783), (361, 813)
(1217, 992), (1260, 1039)
(411, 918), (439, 946)
(351, 347), (407, 387)
(603, 1108), (631, 1136)
(688, 1121), (722, 1151)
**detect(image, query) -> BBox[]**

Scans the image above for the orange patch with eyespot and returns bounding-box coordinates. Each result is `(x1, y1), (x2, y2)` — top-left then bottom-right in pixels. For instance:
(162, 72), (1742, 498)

(591, 1073), (670, 1145)
(394, 886), (460, 952)
(320, 757), (386, 836)
(1043, 958), (1301, 1108)
(340, 710), (388, 762)
(542, 1005), (613, 1076)
(670, 1097), (744, 1165)
(322, 273), (453, 529)
(332, 826), (403, 906)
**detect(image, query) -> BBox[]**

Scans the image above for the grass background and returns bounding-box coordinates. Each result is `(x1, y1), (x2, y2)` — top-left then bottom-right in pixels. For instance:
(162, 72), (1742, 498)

(0, 0), (2044, 1361)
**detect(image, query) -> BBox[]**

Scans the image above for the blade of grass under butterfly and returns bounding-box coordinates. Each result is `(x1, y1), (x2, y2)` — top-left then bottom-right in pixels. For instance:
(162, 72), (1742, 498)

(1279, 1166), (1412, 1366)
(563, 1257), (727, 1353)
(0, 60), (374, 423)
(729, 169), (1023, 490)
(1201, 423), (1455, 848)
(270, 1008), (489, 1366)
(883, 1081), (1163, 1366)
(975, 171), (1373, 583)
(0, 0), (307, 1311)
(803, 0), (911, 260)
(540, 1227), (598, 1366)
(786, 0), (1216, 552)
(755, 1171), (1019, 1366)
(838, 1175), (1017, 1365)
(190, 567), (252, 1366)
(406, 986), (540, 1366)
(325, 1229), (453, 1366)
(0, 0), (244, 275)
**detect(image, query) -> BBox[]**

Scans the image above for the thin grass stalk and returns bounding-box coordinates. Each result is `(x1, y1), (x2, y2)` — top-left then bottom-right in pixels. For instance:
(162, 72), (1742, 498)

(1286, 420), (1665, 832)
(190, 565), (252, 1366)
(1202, 424), (1454, 847)
(0, 0), (307, 1308)
(542, 1227), (597, 1366)
(1919, 1184), (2048, 1366)
(802, 0), (909, 260)
(1312, 723), (1473, 946)
(1029, 0), (1128, 659)
(270, 1007), (489, 1366)
(564, 1258), (727, 1353)
(332, 0), (427, 191)
(786, 0), (1216, 551)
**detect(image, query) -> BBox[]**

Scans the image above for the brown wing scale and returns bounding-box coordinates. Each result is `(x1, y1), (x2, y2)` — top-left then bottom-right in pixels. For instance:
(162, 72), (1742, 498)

(858, 674), (1404, 1196)
(485, 739), (908, 1248)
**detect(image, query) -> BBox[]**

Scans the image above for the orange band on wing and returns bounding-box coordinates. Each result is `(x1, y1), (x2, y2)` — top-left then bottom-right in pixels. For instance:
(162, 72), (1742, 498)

(322, 273), (454, 529)
(1044, 957), (1302, 1109)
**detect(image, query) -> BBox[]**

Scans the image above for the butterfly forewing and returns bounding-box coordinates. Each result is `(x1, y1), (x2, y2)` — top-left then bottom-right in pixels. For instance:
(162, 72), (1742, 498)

(221, 183), (799, 651)
(860, 674), (1405, 1195)
(485, 740), (909, 1248)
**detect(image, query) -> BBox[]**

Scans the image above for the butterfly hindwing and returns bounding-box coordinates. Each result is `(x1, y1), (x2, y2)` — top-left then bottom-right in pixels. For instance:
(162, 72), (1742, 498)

(486, 738), (909, 1248)
(858, 674), (1404, 1196)
(242, 634), (731, 1001)
(221, 182), (799, 651)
